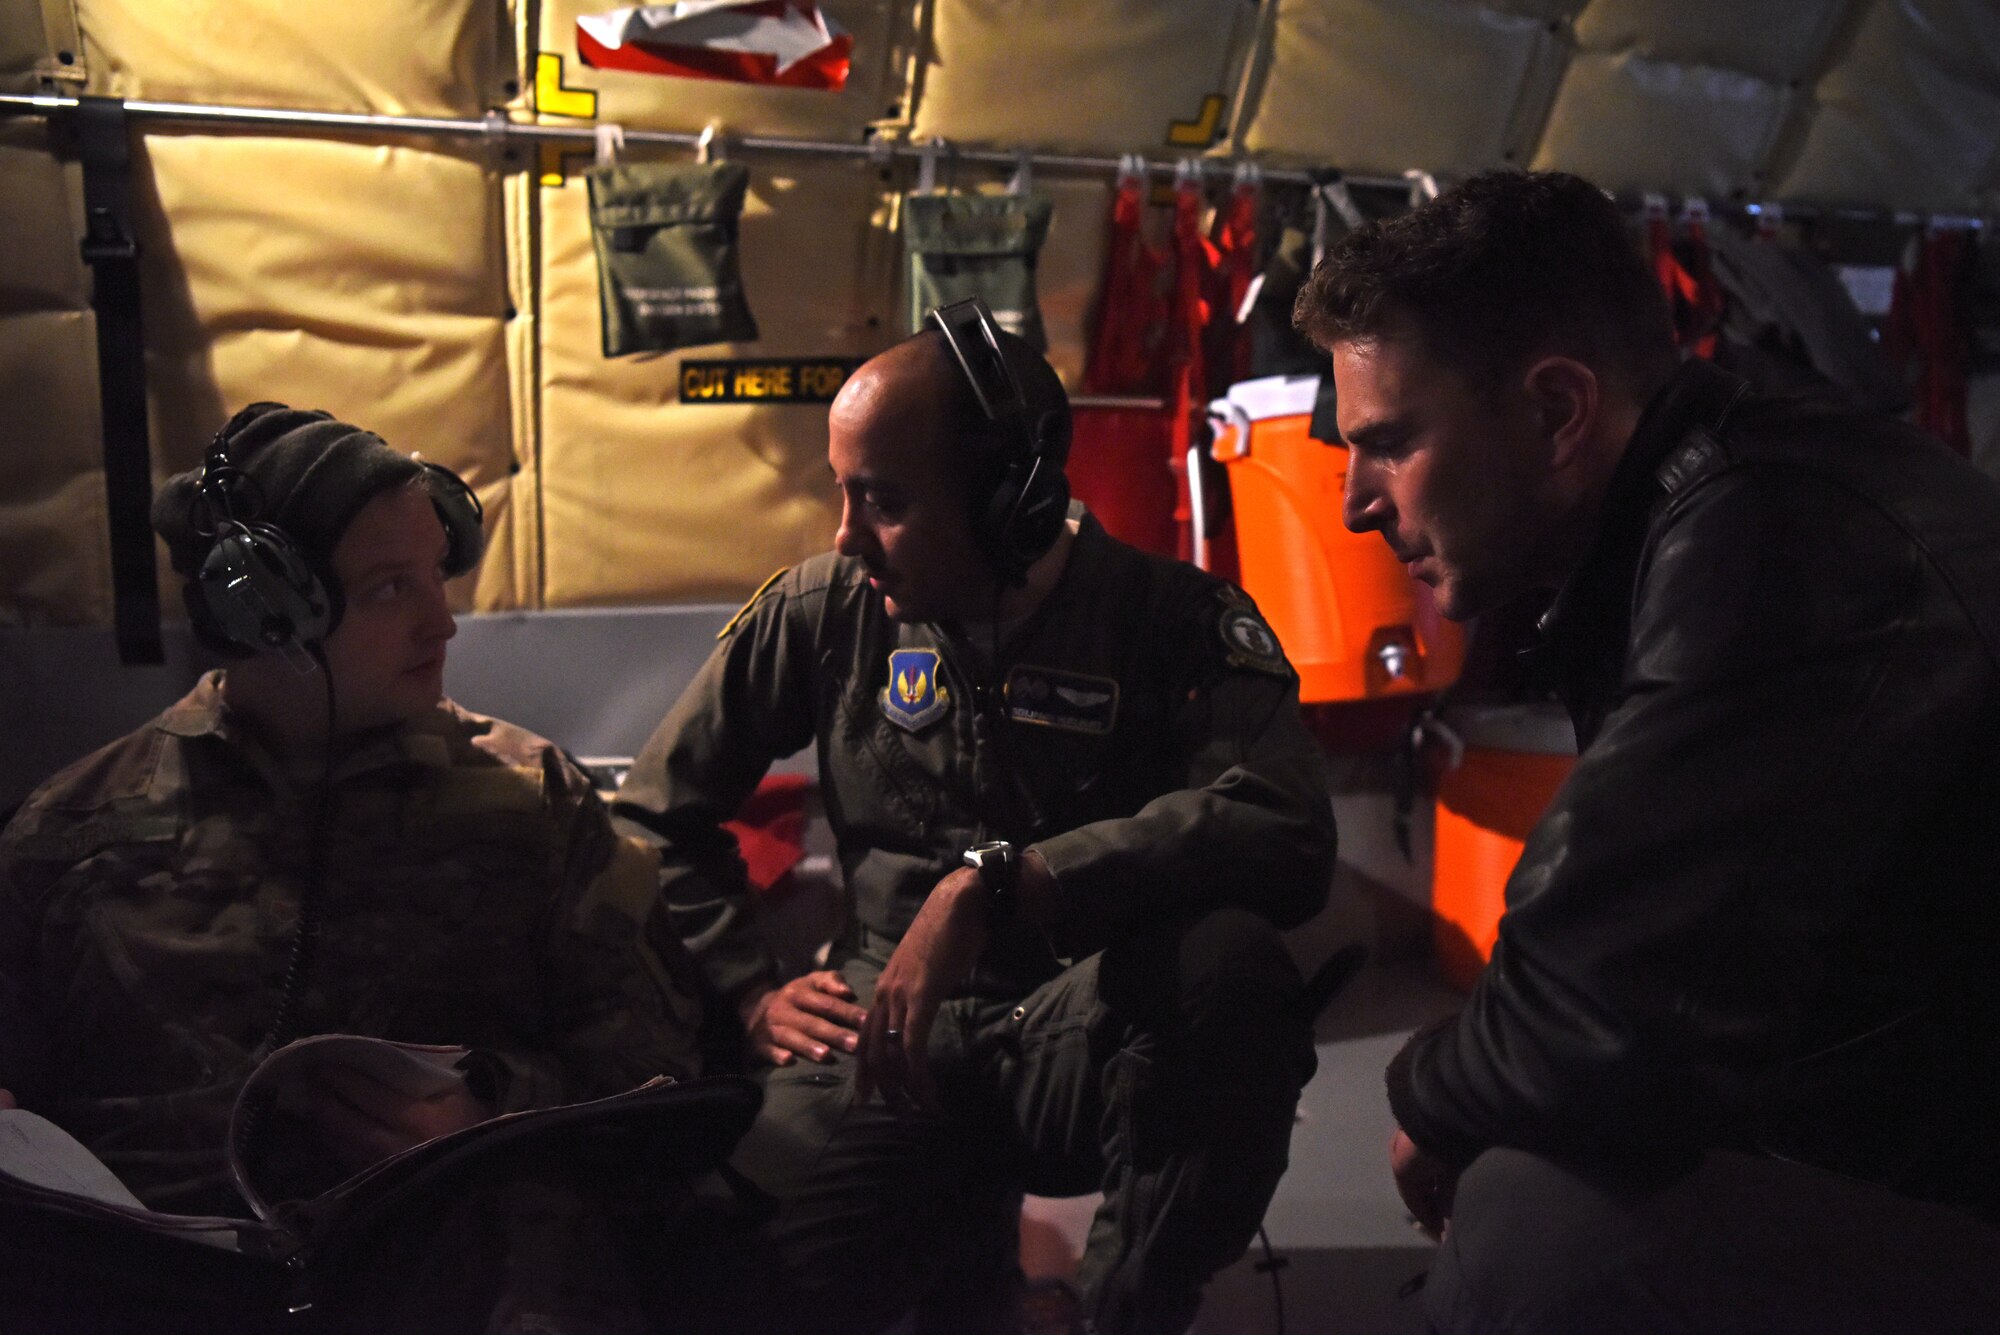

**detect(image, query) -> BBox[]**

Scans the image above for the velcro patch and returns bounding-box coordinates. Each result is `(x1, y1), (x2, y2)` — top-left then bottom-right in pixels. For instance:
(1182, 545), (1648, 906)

(1216, 600), (1290, 677)
(880, 648), (951, 732)
(1005, 665), (1119, 734)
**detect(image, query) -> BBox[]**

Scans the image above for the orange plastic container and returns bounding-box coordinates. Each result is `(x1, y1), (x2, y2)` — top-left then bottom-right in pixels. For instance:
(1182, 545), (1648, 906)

(1209, 376), (1462, 703)
(1432, 706), (1576, 991)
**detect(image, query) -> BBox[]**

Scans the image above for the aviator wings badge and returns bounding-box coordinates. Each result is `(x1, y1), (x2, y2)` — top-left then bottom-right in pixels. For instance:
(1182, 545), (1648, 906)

(880, 647), (951, 732)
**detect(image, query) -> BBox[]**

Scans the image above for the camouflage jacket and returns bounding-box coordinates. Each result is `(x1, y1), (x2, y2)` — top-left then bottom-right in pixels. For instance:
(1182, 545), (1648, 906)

(615, 508), (1337, 1007)
(0, 674), (704, 1215)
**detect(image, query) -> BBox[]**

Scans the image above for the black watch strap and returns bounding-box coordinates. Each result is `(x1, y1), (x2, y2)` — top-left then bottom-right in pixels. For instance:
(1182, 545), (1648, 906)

(962, 840), (1019, 923)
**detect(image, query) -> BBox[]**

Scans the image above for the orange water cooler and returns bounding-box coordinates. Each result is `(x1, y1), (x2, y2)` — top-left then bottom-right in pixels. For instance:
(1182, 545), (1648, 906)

(1208, 376), (1463, 704)
(1430, 705), (1577, 991)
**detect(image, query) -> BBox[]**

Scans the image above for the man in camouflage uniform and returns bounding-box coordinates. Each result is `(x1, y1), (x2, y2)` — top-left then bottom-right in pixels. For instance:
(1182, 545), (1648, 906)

(614, 315), (1335, 1334)
(0, 404), (703, 1327)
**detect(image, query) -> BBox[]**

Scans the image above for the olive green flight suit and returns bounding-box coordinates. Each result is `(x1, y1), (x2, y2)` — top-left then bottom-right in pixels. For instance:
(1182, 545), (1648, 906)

(615, 510), (1335, 1334)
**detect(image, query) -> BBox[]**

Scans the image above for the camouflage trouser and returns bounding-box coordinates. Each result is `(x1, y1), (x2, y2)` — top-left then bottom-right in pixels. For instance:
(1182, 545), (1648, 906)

(726, 906), (1317, 1335)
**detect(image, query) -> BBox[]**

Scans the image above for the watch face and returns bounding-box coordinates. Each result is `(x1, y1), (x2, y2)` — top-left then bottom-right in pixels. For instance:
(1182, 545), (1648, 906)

(968, 841), (1014, 866)
(964, 840), (1020, 912)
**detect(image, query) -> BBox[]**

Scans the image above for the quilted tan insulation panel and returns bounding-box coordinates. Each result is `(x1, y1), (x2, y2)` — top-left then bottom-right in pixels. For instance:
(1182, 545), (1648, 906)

(2, 0), (1996, 627)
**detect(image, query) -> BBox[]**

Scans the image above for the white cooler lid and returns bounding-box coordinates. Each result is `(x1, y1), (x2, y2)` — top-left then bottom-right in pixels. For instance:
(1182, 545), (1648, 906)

(1208, 373), (1322, 424)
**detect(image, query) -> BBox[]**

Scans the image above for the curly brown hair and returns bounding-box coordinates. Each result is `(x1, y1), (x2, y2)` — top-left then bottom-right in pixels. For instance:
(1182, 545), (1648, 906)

(1293, 170), (1677, 396)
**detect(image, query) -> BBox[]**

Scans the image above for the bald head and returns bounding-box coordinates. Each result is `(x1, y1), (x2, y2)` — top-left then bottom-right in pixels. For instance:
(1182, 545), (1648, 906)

(827, 328), (1074, 620)
(829, 333), (961, 468)
(832, 328), (1071, 481)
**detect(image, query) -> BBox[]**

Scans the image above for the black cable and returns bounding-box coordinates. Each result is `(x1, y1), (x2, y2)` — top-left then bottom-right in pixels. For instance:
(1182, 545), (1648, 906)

(989, 578), (1004, 739)
(233, 643), (338, 1173)
(1254, 1224), (1288, 1335)
(263, 643), (336, 1048)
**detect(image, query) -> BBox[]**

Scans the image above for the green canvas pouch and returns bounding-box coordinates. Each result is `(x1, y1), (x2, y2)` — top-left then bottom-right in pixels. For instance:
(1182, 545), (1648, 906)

(587, 161), (759, 356)
(904, 191), (1055, 351)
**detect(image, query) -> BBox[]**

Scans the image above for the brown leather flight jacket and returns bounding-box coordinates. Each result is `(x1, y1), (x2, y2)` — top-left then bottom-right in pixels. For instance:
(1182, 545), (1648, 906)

(1390, 361), (2000, 1218)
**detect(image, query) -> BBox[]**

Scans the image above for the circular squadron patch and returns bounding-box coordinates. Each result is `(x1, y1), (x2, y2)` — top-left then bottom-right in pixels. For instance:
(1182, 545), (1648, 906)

(1217, 602), (1290, 677)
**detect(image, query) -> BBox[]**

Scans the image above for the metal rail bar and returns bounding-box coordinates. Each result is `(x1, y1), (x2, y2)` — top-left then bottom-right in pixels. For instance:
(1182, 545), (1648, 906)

(0, 92), (1407, 190)
(0, 92), (1980, 227)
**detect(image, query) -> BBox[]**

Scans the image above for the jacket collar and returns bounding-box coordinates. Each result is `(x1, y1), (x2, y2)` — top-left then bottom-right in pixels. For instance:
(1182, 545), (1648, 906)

(1535, 360), (1750, 716)
(931, 502), (1105, 654)
(158, 669), (462, 790)
(156, 670), (232, 740)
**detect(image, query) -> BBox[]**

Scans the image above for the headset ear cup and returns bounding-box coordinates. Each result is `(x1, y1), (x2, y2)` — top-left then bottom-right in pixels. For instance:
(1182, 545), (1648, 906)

(183, 579), (253, 658)
(198, 524), (333, 653)
(976, 415), (1072, 584)
(979, 467), (1025, 580)
(1033, 408), (1070, 470)
(421, 462), (486, 577)
(1006, 458), (1069, 572)
(982, 454), (1071, 585)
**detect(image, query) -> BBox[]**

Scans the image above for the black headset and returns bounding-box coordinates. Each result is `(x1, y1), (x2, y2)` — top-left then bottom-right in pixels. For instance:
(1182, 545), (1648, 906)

(927, 297), (1071, 585)
(189, 413), (485, 659)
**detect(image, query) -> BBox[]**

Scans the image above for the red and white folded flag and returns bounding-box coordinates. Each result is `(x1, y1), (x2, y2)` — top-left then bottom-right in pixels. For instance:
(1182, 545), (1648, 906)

(577, 2), (853, 90)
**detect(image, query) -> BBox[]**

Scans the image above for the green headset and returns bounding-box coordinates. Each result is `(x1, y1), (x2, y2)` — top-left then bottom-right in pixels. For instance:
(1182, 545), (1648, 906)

(927, 298), (1071, 585)
(189, 407), (485, 663)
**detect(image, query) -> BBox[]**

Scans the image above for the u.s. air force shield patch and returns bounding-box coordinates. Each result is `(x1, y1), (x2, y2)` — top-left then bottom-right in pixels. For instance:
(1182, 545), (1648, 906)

(880, 648), (951, 732)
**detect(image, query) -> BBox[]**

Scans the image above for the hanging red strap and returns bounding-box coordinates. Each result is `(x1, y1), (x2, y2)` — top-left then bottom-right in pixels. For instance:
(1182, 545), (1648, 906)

(1167, 175), (1218, 563)
(1887, 229), (1971, 454)
(1194, 177), (1258, 581)
(1083, 173), (1170, 395)
(1678, 216), (1725, 361)
(1073, 167), (1179, 556)
(1647, 204), (1724, 360)
(1647, 211), (1679, 305)
(1207, 180), (1260, 391)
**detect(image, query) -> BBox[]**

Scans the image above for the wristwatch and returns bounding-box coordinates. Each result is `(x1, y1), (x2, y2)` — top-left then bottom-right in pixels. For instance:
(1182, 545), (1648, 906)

(962, 840), (1020, 924)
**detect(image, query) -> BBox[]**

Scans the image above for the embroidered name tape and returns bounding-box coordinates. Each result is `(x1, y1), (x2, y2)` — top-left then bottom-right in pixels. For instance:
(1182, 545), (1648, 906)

(1005, 665), (1120, 734)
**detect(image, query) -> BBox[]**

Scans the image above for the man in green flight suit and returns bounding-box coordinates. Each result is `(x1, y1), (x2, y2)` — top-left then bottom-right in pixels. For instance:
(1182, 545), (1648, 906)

(613, 299), (1336, 1334)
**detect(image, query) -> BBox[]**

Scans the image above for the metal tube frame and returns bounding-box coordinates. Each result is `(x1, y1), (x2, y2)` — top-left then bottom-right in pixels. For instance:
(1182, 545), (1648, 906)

(0, 90), (1981, 232)
(0, 91), (1984, 229)
(0, 91), (1407, 190)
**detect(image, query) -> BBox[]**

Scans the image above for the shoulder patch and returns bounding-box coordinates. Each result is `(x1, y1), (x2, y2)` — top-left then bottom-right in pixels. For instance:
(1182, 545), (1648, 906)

(717, 567), (790, 641)
(1214, 596), (1291, 677)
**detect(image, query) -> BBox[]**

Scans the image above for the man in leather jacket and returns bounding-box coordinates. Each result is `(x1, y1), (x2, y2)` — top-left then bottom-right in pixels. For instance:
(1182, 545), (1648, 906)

(1295, 171), (2000, 1332)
